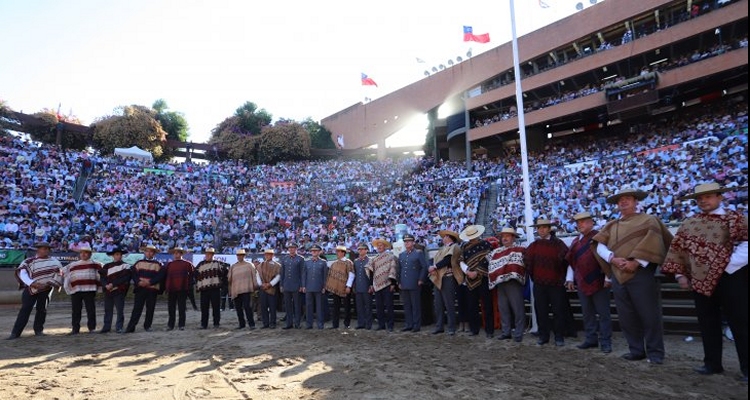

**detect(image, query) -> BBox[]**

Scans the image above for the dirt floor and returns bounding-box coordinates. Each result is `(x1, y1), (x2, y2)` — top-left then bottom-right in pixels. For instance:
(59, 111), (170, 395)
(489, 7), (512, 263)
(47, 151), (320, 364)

(0, 302), (746, 400)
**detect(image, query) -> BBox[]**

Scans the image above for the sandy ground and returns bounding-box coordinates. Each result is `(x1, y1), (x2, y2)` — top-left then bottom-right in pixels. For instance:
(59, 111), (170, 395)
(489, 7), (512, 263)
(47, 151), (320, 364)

(0, 301), (746, 400)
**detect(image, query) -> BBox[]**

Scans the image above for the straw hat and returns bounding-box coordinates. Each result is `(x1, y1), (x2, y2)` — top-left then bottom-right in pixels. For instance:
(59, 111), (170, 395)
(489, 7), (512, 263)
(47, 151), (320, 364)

(498, 227), (520, 238)
(236, 249), (247, 255)
(528, 218), (557, 228)
(335, 245), (348, 253)
(75, 244), (93, 253)
(438, 230), (460, 242)
(372, 238), (392, 249)
(204, 247), (216, 254)
(606, 187), (648, 204)
(263, 248), (275, 254)
(572, 212), (594, 221)
(142, 244), (158, 252)
(681, 182), (745, 200)
(459, 225), (485, 241)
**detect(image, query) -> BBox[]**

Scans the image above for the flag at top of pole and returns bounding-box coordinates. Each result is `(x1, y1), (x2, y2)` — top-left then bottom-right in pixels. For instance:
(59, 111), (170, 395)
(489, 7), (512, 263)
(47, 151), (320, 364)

(463, 26), (490, 43)
(361, 73), (378, 87)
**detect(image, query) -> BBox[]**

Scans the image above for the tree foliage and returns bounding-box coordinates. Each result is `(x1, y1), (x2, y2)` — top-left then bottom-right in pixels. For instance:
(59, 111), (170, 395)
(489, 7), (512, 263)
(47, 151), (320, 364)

(258, 121), (311, 164)
(24, 109), (88, 150)
(92, 105), (166, 157)
(301, 117), (336, 149)
(152, 99), (189, 142)
(207, 101), (274, 161)
(208, 116), (258, 162)
(234, 101), (272, 135)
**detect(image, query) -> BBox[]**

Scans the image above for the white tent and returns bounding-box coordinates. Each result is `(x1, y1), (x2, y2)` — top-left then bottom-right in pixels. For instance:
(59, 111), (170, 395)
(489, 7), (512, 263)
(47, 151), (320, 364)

(114, 146), (153, 161)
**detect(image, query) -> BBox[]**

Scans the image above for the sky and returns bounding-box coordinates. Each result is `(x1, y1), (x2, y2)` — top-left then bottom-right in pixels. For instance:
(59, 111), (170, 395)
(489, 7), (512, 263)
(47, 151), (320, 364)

(0, 0), (595, 146)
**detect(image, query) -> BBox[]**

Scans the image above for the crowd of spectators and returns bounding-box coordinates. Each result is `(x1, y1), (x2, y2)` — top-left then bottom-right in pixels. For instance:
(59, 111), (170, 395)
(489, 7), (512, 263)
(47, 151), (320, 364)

(0, 97), (747, 254)
(472, 36), (746, 130)
(490, 99), (748, 238)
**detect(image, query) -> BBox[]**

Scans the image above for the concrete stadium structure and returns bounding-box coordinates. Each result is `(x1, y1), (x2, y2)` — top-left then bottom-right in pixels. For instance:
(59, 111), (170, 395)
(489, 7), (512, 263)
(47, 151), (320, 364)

(321, 0), (748, 160)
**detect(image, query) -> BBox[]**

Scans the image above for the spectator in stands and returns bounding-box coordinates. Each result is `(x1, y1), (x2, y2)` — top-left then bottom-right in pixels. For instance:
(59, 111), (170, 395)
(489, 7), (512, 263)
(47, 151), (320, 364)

(662, 182), (748, 381)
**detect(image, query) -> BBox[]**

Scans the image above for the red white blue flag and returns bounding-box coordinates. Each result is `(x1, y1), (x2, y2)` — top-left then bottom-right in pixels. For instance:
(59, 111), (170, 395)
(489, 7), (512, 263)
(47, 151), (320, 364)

(463, 26), (490, 43)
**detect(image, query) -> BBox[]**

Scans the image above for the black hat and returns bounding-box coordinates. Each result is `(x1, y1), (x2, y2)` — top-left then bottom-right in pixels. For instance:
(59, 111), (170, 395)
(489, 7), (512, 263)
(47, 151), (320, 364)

(402, 234), (416, 242)
(286, 242), (299, 248)
(107, 246), (129, 256)
(310, 244), (322, 251)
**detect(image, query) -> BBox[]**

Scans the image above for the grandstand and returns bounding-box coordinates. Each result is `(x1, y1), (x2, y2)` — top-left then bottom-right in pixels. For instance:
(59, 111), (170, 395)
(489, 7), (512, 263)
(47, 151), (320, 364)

(321, 0), (747, 161)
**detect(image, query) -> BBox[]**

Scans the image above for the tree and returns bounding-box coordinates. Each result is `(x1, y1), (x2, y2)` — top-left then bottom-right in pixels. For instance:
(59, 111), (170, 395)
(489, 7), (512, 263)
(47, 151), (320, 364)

(92, 105), (166, 157)
(234, 101), (272, 135)
(301, 117), (336, 149)
(21, 108), (89, 150)
(207, 101), (273, 161)
(257, 121), (311, 164)
(152, 99), (189, 142)
(208, 116), (258, 161)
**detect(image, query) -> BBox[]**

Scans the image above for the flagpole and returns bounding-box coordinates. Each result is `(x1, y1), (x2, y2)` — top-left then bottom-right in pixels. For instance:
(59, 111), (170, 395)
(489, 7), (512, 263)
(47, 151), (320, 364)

(509, 0), (538, 333)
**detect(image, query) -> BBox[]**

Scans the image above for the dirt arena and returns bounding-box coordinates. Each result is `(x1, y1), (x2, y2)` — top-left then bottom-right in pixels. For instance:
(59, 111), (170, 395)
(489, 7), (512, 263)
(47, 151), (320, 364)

(0, 303), (746, 400)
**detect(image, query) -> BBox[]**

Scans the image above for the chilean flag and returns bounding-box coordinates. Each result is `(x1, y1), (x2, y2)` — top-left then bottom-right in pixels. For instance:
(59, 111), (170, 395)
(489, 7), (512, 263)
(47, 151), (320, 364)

(361, 73), (378, 87)
(463, 26), (490, 43)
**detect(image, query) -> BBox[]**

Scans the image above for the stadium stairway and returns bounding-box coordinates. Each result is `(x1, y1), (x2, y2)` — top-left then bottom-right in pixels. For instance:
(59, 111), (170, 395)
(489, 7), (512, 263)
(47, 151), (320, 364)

(477, 182), (498, 238)
(72, 164), (93, 203)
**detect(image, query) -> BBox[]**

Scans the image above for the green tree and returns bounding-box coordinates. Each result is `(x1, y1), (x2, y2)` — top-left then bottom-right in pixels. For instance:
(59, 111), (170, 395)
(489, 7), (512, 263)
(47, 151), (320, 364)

(92, 105), (166, 157)
(234, 101), (272, 135)
(152, 99), (189, 142)
(208, 115), (258, 161)
(301, 117), (336, 149)
(257, 121), (311, 164)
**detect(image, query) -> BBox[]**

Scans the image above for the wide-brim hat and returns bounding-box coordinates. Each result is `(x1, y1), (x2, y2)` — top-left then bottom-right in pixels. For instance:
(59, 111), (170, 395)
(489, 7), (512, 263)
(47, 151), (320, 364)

(236, 249), (247, 255)
(169, 247), (185, 254)
(75, 245), (93, 253)
(106, 246), (129, 256)
(33, 241), (51, 249)
(204, 247), (216, 254)
(572, 212), (594, 222)
(438, 230), (460, 243)
(335, 245), (348, 253)
(264, 248), (275, 254)
(681, 182), (746, 200)
(498, 227), (520, 238)
(460, 225), (485, 241)
(529, 219), (558, 228)
(372, 238), (392, 249)
(142, 244), (158, 252)
(606, 187), (648, 204)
